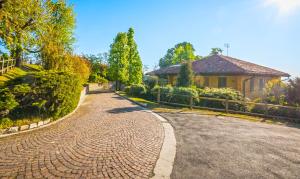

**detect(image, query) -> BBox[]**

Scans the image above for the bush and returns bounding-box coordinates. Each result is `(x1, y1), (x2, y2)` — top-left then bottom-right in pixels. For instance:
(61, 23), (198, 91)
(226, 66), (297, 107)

(0, 118), (14, 129)
(9, 71), (82, 119)
(89, 73), (108, 84)
(196, 88), (247, 111)
(125, 84), (147, 97)
(151, 86), (198, 105)
(144, 76), (158, 89)
(0, 88), (18, 117)
(69, 55), (91, 85)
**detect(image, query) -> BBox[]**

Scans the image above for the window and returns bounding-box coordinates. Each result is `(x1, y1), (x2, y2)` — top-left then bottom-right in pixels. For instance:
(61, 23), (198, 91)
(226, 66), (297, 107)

(250, 78), (255, 92)
(218, 77), (227, 88)
(259, 79), (265, 90)
(204, 77), (209, 87)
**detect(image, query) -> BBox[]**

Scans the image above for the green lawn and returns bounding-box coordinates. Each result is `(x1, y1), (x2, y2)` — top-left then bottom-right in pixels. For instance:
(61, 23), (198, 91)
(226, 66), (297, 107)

(0, 64), (42, 86)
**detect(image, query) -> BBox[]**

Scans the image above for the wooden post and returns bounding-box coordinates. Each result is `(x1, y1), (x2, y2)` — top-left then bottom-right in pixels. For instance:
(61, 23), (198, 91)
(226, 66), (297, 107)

(264, 102), (268, 116)
(225, 97), (229, 113)
(1, 57), (4, 75)
(190, 96), (193, 109)
(157, 87), (161, 104)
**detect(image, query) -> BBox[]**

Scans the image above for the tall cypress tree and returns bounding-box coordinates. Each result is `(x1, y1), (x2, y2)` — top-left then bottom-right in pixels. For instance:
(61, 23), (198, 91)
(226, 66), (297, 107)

(127, 27), (143, 85)
(176, 60), (194, 87)
(108, 32), (129, 90)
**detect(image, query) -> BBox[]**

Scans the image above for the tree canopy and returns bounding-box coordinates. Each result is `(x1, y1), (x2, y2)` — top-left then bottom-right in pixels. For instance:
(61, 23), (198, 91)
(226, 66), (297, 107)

(108, 32), (129, 90)
(159, 42), (196, 68)
(210, 48), (223, 55)
(0, 0), (75, 69)
(127, 28), (142, 85)
(176, 60), (194, 87)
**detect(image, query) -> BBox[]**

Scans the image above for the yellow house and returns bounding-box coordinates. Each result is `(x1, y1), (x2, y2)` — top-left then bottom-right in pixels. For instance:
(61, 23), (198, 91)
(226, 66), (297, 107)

(147, 55), (290, 98)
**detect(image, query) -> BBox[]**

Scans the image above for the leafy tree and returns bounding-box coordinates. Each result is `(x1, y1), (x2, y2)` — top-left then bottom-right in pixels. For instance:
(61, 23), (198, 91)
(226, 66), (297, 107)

(40, 0), (75, 70)
(210, 48), (223, 55)
(127, 27), (143, 85)
(176, 60), (194, 87)
(108, 32), (129, 90)
(0, 0), (45, 67)
(264, 79), (287, 105)
(286, 77), (300, 106)
(159, 42), (196, 68)
(84, 53), (108, 79)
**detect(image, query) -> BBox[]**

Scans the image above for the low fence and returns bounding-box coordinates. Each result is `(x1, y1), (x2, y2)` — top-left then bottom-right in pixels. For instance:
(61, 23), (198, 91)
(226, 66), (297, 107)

(155, 90), (300, 123)
(0, 58), (16, 75)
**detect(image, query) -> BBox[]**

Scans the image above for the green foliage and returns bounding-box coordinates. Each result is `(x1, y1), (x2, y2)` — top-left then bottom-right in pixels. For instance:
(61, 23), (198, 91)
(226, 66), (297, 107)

(108, 32), (129, 90)
(127, 28), (143, 85)
(0, 0), (75, 67)
(197, 88), (246, 111)
(151, 86), (198, 105)
(89, 74), (108, 84)
(9, 71), (82, 119)
(264, 79), (287, 105)
(125, 84), (147, 97)
(144, 75), (158, 89)
(286, 77), (300, 106)
(0, 88), (18, 117)
(0, 0), (45, 66)
(0, 118), (14, 129)
(176, 60), (194, 87)
(159, 42), (196, 68)
(210, 48), (223, 55)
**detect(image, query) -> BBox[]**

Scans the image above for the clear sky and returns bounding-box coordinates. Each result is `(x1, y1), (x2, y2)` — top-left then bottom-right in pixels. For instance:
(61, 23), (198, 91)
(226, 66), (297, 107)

(69, 0), (300, 77)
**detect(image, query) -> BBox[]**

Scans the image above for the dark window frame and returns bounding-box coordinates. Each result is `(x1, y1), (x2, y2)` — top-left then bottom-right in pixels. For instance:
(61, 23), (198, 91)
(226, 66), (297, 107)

(250, 78), (255, 92)
(218, 77), (227, 88)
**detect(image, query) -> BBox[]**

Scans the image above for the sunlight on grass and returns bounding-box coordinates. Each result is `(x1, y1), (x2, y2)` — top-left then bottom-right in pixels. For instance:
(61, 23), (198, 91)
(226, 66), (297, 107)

(118, 92), (292, 126)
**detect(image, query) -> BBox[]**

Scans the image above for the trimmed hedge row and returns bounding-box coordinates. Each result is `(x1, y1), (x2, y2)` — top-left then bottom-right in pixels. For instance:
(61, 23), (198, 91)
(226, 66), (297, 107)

(1, 71), (82, 120)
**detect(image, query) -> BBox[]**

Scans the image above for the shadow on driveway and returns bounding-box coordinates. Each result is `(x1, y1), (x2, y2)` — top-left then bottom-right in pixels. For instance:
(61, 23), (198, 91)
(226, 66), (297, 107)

(107, 106), (143, 114)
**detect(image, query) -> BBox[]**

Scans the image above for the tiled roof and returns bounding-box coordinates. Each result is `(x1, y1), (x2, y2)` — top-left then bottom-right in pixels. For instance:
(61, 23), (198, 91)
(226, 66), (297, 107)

(147, 55), (290, 77)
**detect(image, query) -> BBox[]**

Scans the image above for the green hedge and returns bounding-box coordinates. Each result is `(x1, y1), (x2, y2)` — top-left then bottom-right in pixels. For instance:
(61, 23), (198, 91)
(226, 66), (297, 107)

(125, 84), (147, 97)
(3, 71), (82, 120)
(151, 86), (198, 105)
(196, 88), (247, 111)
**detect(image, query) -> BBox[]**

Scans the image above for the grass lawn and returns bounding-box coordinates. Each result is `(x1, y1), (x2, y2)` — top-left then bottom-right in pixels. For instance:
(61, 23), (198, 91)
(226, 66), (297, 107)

(0, 64), (42, 86)
(118, 92), (300, 127)
(0, 64), (44, 130)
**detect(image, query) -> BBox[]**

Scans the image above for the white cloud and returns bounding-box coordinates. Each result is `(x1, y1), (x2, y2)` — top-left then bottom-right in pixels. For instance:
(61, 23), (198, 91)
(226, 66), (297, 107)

(263, 0), (300, 17)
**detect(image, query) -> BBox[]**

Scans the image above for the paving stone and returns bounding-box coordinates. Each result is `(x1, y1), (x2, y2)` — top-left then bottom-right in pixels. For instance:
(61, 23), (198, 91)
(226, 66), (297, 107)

(37, 121), (44, 127)
(43, 119), (51, 125)
(0, 93), (164, 178)
(19, 125), (29, 131)
(29, 123), (37, 129)
(8, 126), (19, 133)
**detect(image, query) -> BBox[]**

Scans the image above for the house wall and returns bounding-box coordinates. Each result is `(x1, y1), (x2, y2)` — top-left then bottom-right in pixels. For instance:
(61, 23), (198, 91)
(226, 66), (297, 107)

(166, 74), (280, 99)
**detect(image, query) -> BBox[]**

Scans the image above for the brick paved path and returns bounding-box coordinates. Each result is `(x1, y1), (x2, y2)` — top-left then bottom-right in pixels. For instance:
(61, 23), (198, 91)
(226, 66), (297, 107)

(0, 93), (164, 178)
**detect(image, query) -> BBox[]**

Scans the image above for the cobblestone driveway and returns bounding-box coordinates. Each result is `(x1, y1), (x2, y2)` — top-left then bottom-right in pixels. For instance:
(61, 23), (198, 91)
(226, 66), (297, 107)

(0, 93), (164, 178)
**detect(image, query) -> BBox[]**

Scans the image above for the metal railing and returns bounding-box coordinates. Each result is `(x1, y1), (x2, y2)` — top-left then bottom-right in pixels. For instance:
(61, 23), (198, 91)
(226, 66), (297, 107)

(0, 57), (16, 75)
(155, 89), (300, 123)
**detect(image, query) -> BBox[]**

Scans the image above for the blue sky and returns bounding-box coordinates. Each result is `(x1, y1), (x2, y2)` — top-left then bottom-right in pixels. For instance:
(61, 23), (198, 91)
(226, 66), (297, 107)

(69, 0), (300, 77)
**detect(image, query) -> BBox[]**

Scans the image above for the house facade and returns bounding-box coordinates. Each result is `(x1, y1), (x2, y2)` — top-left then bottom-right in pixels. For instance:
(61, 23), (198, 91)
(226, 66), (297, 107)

(147, 55), (290, 98)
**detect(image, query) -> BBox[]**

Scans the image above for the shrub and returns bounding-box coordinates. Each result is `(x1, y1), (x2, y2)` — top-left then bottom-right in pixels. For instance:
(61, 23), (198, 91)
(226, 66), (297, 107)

(151, 85), (173, 102)
(0, 118), (14, 129)
(0, 88), (18, 117)
(151, 86), (198, 105)
(286, 77), (300, 106)
(69, 55), (91, 84)
(125, 84), (147, 97)
(89, 73), (108, 84)
(169, 87), (198, 105)
(196, 88), (247, 111)
(264, 79), (287, 105)
(9, 71), (82, 119)
(144, 75), (158, 89)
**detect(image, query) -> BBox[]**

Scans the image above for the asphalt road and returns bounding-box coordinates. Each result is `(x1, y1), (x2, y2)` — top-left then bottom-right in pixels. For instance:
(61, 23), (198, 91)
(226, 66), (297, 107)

(159, 112), (300, 179)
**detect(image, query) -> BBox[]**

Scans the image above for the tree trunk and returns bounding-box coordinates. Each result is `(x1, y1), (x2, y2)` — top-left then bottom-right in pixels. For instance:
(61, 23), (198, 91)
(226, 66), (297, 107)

(14, 47), (22, 67)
